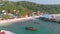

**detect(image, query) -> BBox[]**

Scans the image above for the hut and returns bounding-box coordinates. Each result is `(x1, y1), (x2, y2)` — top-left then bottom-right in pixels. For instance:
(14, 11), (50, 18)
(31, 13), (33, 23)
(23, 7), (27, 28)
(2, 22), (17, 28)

(8, 13), (15, 19)
(32, 12), (37, 16)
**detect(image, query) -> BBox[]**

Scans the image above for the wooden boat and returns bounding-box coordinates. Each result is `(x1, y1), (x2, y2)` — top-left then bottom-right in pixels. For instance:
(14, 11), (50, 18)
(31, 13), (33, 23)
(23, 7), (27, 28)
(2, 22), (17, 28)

(25, 27), (37, 31)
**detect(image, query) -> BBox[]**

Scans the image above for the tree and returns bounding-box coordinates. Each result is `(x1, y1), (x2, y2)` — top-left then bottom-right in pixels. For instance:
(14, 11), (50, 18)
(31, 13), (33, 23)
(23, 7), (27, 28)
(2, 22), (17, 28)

(0, 1), (60, 14)
(2, 13), (8, 19)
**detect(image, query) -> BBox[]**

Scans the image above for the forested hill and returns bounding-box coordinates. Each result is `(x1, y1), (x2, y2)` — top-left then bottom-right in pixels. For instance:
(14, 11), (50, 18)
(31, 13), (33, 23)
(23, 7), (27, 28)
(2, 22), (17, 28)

(0, 1), (60, 14)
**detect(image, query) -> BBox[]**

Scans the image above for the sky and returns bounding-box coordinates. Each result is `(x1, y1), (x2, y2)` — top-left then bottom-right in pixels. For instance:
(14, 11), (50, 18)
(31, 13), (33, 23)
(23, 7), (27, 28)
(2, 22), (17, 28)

(8, 0), (60, 4)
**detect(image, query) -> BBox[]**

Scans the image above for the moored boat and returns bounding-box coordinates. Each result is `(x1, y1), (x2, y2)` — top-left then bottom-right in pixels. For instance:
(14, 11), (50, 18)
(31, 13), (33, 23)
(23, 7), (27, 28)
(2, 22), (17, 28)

(25, 27), (37, 31)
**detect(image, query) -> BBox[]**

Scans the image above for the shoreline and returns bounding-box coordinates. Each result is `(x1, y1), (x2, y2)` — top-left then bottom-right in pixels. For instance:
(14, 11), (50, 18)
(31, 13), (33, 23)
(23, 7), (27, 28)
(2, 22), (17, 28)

(52, 14), (60, 16)
(0, 14), (60, 26)
(0, 16), (40, 26)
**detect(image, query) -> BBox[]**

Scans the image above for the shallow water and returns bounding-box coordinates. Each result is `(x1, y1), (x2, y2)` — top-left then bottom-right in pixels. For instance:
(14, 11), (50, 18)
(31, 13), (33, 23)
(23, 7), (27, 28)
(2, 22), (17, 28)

(0, 19), (60, 34)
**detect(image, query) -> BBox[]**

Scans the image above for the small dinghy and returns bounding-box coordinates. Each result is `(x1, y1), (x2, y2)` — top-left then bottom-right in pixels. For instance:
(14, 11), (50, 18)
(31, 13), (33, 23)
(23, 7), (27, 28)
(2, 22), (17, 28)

(25, 27), (37, 31)
(0, 30), (15, 34)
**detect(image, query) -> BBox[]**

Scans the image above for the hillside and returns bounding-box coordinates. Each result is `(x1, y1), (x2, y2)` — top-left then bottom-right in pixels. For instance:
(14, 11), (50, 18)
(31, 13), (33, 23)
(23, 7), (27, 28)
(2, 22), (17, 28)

(0, 1), (60, 14)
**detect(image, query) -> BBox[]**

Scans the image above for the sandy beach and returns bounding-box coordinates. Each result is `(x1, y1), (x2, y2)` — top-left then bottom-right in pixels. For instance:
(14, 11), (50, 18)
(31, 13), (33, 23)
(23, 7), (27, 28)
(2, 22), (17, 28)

(0, 14), (60, 26)
(0, 16), (40, 26)
(52, 14), (60, 16)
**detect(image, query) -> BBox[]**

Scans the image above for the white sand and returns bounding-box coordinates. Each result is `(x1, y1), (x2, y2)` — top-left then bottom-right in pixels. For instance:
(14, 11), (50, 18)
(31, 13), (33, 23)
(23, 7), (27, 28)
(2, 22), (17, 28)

(52, 14), (60, 16)
(0, 16), (40, 26)
(0, 14), (60, 26)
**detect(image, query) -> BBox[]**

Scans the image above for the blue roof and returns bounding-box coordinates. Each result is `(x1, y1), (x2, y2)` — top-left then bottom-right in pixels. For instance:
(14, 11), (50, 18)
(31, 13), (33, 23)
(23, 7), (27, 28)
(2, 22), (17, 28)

(8, 13), (15, 16)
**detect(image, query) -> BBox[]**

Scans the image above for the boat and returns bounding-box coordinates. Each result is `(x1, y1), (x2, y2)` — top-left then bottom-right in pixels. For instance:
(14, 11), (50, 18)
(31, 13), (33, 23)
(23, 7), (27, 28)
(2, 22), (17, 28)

(38, 17), (46, 20)
(25, 27), (37, 31)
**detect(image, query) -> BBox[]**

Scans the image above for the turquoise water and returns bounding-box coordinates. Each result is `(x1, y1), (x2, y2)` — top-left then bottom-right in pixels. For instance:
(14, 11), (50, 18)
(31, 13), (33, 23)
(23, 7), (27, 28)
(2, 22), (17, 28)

(0, 19), (60, 34)
(0, 14), (60, 34)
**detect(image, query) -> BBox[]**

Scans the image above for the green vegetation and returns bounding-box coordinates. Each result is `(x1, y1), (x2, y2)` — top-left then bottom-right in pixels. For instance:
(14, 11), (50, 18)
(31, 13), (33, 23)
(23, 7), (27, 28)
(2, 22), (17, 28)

(2, 13), (8, 19)
(0, 1), (60, 14)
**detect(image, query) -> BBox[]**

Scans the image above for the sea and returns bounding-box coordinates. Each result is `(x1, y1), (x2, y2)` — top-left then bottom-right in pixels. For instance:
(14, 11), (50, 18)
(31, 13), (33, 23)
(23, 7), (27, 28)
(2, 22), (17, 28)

(0, 15), (60, 34)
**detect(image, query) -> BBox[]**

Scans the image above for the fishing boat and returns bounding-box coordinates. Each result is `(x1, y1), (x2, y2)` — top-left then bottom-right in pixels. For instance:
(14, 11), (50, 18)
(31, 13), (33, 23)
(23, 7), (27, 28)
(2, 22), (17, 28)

(25, 27), (37, 31)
